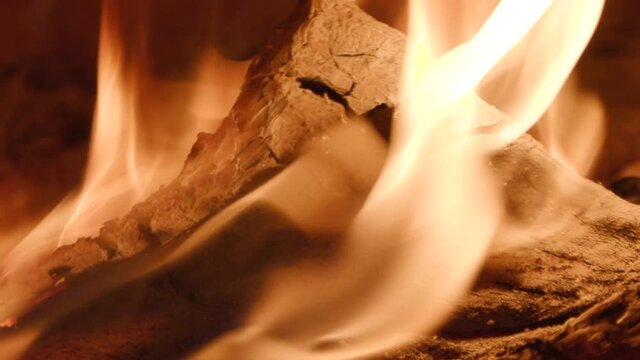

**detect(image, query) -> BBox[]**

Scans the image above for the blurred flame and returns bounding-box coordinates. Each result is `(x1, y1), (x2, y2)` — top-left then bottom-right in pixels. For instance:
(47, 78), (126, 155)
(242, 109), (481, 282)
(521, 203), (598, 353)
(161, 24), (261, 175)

(535, 74), (606, 176)
(2, 2), (246, 275)
(194, 0), (604, 359)
(478, 0), (604, 146)
(0, 0), (605, 358)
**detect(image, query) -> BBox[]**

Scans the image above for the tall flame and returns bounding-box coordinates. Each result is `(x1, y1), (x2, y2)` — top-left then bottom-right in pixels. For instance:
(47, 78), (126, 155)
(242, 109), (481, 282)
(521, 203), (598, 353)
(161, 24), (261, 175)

(0, 0), (605, 358)
(2, 2), (246, 275)
(535, 74), (606, 176)
(478, 0), (604, 146)
(194, 0), (604, 359)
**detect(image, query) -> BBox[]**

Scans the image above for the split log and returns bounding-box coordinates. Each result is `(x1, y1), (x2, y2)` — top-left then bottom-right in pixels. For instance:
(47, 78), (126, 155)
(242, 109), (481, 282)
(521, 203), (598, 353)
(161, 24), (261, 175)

(0, 0), (403, 320)
(2, 0), (640, 359)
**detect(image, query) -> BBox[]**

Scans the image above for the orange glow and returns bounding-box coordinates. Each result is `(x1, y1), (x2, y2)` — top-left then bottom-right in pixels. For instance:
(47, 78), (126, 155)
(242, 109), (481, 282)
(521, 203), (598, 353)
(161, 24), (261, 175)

(2, 2), (246, 276)
(193, 1), (605, 359)
(0, 0), (606, 358)
(535, 74), (606, 176)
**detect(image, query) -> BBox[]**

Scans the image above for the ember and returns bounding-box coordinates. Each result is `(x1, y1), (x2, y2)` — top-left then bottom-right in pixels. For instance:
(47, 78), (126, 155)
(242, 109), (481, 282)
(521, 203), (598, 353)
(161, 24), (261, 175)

(1, 0), (640, 359)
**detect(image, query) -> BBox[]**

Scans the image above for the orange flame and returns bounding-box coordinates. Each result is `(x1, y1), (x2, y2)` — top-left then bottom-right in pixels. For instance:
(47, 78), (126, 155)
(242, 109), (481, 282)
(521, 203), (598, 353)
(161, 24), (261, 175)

(535, 74), (606, 176)
(0, 0), (606, 358)
(193, 1), (604, 359)
(2, 2), (246, 276)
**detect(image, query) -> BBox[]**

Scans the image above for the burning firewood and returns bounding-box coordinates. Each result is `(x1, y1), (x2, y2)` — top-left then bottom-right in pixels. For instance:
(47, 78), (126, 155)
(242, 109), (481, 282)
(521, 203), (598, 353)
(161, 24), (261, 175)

(0, 0), (403, 325)
(2, 0), (639, 359)
(386, 133), (640, 359)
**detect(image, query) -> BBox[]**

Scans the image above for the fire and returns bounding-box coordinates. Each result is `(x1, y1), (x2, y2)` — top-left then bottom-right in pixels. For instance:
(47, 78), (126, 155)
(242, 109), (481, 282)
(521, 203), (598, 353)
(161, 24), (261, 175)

(0, 0), (606, 358)
(1, 2), (246, 276)
(477, 0), (605, 147)
(535, 74), (606, 176)
(193, 0), (604, 359)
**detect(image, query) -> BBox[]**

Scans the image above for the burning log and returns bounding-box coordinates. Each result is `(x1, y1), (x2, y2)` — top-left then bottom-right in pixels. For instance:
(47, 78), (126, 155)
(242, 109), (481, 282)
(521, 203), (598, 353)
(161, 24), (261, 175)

(401, 287), (640, 360)
(2, 0), (640, 359)
(0, 0), (403, 323)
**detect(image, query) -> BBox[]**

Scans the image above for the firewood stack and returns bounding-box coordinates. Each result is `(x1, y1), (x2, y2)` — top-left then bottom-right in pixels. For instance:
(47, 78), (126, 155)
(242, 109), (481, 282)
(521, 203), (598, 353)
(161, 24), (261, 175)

(1, 0), (640, 359)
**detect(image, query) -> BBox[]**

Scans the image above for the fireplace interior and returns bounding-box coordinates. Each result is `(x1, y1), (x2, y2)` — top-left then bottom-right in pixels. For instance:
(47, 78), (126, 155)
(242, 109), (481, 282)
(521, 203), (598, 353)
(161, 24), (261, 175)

(1, 1), (640, 359)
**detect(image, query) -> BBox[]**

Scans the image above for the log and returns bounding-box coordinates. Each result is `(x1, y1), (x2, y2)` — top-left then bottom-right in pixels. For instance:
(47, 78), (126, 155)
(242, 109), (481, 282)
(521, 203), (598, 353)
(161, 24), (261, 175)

(383, 133), (640, 359)
(389, 287), (640, 360)
(2, 0), (640, 359)
(0, 0), (403, 320)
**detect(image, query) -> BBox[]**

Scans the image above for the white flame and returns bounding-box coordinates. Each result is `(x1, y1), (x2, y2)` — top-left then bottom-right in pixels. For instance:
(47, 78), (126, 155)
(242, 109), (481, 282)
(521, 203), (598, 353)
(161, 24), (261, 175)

(0, 1), (605, 359)
(2, 2), (246, 276)
(479, 0), (604, 146)
(192, 1), (603, 359)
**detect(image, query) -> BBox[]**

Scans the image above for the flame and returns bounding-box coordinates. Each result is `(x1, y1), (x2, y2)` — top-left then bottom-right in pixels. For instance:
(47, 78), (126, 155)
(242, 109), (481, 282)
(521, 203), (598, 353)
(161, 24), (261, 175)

(0, 0), (605, 358)
(193, 1), (604, 359)
(535, 74), (606, 176)
(2, 2), (246, 275)
(477, 0), (604, 146)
